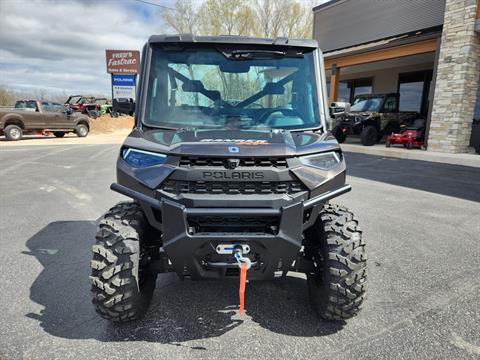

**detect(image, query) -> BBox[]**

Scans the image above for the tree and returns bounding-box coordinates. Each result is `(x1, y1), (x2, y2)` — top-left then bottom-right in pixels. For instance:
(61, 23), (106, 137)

(198, 0), (255, 36)
(251, 0), (314, 38)
(0, 85), (15, 106)
(162, 0), (201, 34)
(161, 0), (314, 39)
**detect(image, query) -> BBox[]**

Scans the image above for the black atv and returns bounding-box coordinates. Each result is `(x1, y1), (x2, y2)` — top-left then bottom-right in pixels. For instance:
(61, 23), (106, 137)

(332, 93), (418, 146)
(90, 34), (367, 322)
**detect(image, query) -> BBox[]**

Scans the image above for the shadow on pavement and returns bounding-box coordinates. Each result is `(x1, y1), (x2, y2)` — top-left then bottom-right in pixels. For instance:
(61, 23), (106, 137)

(345, 152), (480, 202)
(24, 221), (343, 345)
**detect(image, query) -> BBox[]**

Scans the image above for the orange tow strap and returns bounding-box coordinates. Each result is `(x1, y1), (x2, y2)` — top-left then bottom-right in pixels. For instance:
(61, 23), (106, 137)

(239, 262), (247, 314)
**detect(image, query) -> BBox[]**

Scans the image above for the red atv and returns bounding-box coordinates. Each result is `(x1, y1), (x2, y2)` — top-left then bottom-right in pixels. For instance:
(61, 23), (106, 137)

(385, 119), (425, 149)
(65, 95), (100, 118)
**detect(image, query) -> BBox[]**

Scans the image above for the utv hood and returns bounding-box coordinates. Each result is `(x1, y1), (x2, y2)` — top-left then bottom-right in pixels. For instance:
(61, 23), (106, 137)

(123, 128), (340, 157)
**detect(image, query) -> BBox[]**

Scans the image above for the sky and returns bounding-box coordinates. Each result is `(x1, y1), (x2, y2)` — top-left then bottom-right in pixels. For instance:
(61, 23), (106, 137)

(0, 0), (328, 98)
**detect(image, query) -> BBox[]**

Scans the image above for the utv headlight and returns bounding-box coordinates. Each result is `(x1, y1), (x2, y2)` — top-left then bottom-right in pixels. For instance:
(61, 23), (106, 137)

(300, 151), (341, 170)
(122, 148), (167, 167)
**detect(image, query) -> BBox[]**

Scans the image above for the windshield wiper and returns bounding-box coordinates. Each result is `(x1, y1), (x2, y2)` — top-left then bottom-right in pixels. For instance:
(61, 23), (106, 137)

(143, 124), (179, 131)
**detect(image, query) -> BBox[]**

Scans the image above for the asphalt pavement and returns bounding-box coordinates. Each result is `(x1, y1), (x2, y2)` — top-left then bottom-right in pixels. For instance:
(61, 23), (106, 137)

(0, 144), (479, 360)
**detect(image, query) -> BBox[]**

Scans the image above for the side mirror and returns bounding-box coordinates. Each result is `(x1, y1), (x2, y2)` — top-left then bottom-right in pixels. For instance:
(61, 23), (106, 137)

(330, 102), (350, 116)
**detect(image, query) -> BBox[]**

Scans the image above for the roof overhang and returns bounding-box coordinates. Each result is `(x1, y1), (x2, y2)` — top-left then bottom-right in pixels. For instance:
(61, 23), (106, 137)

(324, 32), (440, 69)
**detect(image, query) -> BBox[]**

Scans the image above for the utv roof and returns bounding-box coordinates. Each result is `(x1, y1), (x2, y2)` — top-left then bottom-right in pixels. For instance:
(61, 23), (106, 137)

(148, 34), (318, 49)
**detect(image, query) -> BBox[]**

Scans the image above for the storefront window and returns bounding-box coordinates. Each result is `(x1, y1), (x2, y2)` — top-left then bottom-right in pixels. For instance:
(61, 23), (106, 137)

(338, 78), (373, 103)
(338, 81), (350, 102)
(398, 81), (423, 112)
(398, 71), (432, 115)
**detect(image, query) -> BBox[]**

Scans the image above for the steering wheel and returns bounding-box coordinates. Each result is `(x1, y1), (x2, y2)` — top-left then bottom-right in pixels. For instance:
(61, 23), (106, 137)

(256, 108), (303, 124)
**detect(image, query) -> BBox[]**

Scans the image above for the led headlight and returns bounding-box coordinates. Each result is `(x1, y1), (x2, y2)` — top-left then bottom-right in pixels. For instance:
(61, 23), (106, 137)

(300, 151), (341, 170)
(122, 148), (167, 168)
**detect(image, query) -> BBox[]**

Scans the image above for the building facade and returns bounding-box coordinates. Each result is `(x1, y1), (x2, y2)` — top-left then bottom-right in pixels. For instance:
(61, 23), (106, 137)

(313, 0), (480, 153)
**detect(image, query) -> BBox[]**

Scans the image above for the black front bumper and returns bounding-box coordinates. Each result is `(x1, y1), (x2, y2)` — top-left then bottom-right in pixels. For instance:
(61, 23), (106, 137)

(111, 183), (351, 280)
(161, 200), (303, 280)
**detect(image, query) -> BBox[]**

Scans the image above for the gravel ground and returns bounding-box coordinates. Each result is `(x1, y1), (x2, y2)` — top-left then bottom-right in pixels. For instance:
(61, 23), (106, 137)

(0, 144), (479, 360)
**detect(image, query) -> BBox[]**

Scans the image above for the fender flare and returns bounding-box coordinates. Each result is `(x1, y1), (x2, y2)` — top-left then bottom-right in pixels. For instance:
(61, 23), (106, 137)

(74, 116), (90, 128)
(2, 114), (25, 130)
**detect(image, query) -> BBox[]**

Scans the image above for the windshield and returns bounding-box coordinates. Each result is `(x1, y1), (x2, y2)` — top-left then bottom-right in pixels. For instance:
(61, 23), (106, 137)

(144, 46), (321, 130)
(350, 96), (383, 112)
(66, 96), (81, 104)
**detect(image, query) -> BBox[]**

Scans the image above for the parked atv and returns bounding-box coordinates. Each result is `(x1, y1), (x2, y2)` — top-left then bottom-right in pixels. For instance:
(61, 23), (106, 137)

(94, 98), (113, 115)
(112, 97), (135, 116)
(90, 34), (367, 323)
(65, 95), (100, 118)
(332, 93), (418, 146)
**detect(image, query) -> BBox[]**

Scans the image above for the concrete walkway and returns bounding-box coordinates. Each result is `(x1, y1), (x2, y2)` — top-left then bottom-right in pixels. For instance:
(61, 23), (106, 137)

(341, 140), (480, 168)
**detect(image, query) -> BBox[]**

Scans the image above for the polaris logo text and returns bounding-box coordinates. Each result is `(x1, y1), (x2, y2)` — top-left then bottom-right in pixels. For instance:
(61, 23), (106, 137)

(202, 171), (264, 180)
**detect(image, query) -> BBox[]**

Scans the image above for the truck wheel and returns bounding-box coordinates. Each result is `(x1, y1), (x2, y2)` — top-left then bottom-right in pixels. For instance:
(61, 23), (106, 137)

(304, 203), (367, 320)
(90, 201), (157, 322)
(332, 126), (347, 143)
(54, 132), (65, 138)
(75, 124), (89, 137)
(4, 125), (23, 141)
(360, 126), (377, 146)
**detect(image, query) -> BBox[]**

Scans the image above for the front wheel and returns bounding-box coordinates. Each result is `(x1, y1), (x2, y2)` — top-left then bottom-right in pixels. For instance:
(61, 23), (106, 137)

(4, 125), (23, 141)
(360, 126), (378, 146)
(304, 203), (367, 320)
(332, 126), (347, 143)
(75, 124), (89, 137)
(90, 201), (157, 322)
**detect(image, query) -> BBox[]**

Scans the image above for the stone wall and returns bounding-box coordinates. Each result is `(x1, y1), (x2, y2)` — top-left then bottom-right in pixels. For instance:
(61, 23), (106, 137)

(428, 0), (480, 153)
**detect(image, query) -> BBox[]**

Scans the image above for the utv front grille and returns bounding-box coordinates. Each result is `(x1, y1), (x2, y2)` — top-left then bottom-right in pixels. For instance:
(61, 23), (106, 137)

(179, 157), (288, 168)
(187, 214), (279, 234)
(160, 180), (305, 195)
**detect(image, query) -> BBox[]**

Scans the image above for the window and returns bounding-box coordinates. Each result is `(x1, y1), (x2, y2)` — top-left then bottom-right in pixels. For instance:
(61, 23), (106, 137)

(383, 96), (398, 112)
(338, 81), (350, 102)
(42, 102), (51, 112)
(338, 78), (373, 103)
(398, 82), (423, 112)
(398, 71), (432, 114)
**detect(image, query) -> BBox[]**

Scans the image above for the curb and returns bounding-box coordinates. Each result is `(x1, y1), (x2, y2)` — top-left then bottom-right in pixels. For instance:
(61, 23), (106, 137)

(341, 143), (480, 168)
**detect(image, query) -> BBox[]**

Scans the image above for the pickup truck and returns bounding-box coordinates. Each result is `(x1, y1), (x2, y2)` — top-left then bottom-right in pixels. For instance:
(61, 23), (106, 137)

(332, 93), (419, 146)
(0, 100), (90, 141)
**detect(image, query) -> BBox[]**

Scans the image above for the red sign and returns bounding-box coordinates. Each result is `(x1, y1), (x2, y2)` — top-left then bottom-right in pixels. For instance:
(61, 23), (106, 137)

(106, 50), (140, 74)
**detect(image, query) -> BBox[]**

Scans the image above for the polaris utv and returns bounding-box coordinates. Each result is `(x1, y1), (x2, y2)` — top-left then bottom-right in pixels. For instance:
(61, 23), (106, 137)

(90, 35), (367, 322)
(332, 93), (419, 146)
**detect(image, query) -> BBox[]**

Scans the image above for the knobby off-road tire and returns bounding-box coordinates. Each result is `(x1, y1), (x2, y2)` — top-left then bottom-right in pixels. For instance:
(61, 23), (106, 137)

(360, 126), (378, 146)
(332, 126), (347, 143)
(305, 203), (367, 320)
(90, 201), (157, 322)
